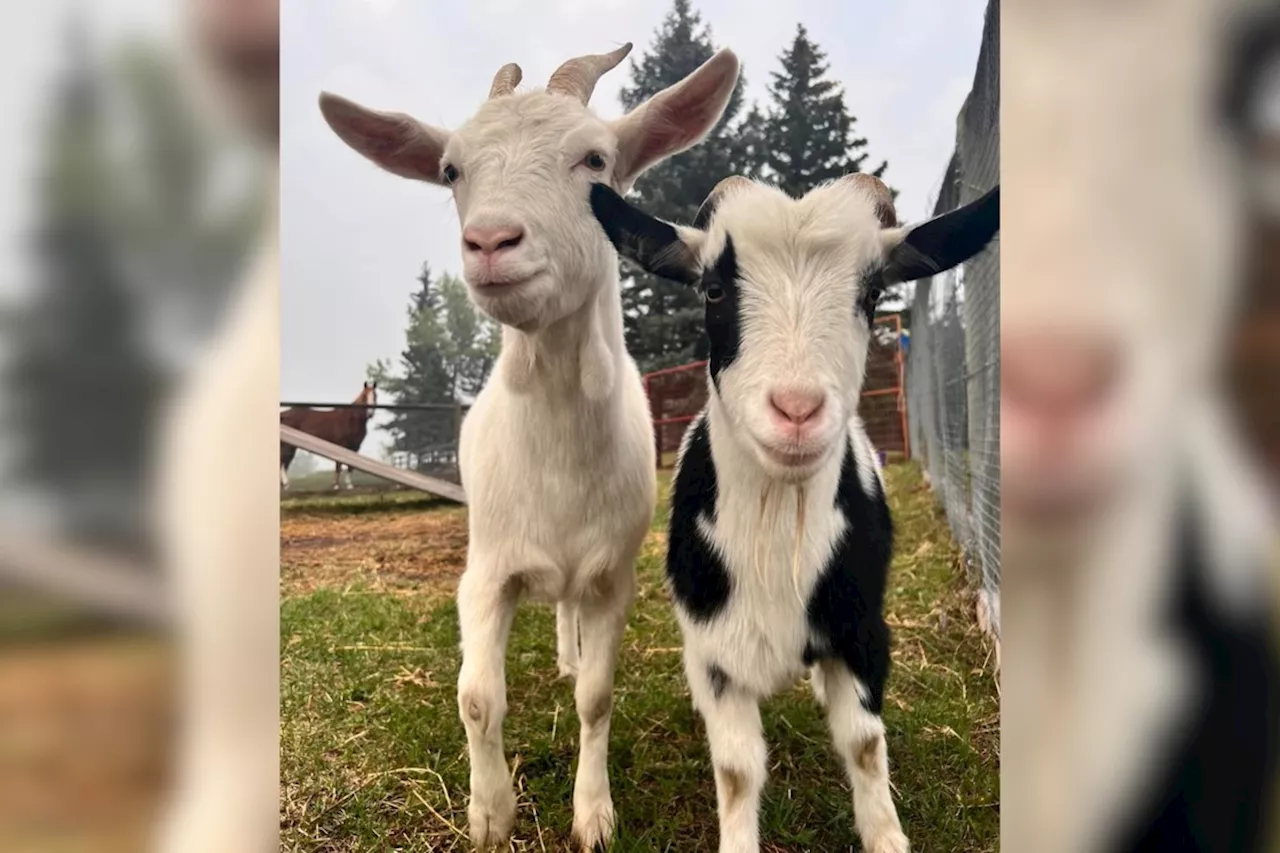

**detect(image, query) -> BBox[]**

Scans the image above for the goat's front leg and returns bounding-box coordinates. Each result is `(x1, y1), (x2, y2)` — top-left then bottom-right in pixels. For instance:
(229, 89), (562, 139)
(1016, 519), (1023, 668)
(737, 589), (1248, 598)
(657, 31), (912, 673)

(332, 462), (341, 491)
(687, 657), (767, 853)
(456, 567), (520, 850)
(570, 570), (634, 850)
(556, 599), (580, 679)
(818, 659), (909, 853)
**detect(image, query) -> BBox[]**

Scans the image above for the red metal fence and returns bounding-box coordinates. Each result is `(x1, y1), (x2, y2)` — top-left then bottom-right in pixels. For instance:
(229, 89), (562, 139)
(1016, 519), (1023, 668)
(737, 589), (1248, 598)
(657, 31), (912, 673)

(642, 314), (909, 469)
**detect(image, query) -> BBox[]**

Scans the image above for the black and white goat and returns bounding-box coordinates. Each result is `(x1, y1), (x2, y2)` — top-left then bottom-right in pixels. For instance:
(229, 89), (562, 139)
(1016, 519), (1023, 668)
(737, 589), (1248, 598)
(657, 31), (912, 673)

(590, 174), (999, 853)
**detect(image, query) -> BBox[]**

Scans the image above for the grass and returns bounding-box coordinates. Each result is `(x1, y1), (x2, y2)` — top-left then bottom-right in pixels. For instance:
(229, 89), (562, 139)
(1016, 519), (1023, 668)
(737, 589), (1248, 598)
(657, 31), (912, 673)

(285, 467), (410, 495)
(281, 462), (998, 852)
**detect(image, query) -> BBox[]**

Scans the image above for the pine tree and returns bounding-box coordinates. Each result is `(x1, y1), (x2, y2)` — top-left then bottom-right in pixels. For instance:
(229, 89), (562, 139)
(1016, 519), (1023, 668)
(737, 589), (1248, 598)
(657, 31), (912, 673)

(2, 19), (160, 550)
(758, 25), (891, 199)
(618, 0), (752, 372)
(374, 264), (498, 471)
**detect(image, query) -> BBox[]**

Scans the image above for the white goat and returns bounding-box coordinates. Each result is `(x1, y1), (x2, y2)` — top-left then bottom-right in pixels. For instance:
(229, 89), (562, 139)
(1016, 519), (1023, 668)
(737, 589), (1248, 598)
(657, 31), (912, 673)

(318, 45), (741, 849)
(590, 174), (1000, 853)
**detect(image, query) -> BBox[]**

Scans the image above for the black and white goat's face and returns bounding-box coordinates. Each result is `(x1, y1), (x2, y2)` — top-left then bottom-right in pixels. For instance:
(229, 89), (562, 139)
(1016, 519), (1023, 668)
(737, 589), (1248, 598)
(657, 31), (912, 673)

(317, 45), (739, 333)
(592, 176), (999, 481)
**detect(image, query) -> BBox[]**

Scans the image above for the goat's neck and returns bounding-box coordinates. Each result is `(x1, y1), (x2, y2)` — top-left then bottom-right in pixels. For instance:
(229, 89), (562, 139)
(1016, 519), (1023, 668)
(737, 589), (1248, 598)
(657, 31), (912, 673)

(498, 266), (625, 400)
(704, 392), (846, 520)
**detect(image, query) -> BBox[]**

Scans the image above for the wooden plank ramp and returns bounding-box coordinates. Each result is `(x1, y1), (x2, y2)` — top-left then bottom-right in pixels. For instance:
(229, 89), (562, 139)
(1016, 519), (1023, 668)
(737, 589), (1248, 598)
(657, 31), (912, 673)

(0, 535), (168, 627)
(280, 424), (467, 504)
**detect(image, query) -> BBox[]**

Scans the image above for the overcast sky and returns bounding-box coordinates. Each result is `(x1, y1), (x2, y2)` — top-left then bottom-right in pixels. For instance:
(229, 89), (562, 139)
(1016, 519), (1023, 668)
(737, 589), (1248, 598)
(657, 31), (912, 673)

(0, 0), (176, 296)
(281, 0), (990, 404)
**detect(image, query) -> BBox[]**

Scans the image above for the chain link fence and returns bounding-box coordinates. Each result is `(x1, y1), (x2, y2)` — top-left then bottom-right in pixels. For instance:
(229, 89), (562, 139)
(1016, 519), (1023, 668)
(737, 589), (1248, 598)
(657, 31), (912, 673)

(905, 0), (1001, 645)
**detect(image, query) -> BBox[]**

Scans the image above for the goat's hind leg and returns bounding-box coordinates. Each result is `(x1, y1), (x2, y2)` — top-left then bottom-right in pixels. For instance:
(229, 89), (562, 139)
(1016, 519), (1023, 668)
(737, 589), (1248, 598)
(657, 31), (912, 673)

(570, 568), (634, 851)
(457, 565), (520, 850)
(556, 599), (580, 679)
(818, 659), (909, 853)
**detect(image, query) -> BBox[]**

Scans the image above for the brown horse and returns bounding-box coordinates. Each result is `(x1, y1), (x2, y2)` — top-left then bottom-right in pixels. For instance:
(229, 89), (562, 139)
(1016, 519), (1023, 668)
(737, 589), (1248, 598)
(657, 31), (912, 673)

(280, 381), (377, 490)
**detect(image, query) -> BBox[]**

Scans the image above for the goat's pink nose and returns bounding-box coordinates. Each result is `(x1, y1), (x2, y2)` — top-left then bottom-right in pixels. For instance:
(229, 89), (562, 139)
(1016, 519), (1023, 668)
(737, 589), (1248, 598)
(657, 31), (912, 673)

(769, 388), (826, 425)
(1003, 334), (1119, 420)
(463, 225), (524, 257)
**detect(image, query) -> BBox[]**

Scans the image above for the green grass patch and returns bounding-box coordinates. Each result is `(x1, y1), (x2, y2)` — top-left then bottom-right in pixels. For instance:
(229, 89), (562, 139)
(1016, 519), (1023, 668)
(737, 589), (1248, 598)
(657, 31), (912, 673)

(282, 488), (456, 518)
(281, 462), (997, 851)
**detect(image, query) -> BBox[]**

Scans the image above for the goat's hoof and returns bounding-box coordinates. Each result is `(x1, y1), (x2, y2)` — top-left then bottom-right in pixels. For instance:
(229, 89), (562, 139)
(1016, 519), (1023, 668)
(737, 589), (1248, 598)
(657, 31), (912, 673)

(866, 829), (910, 853)
(571, 798), (615, 852)
(467, 788), (516, 850)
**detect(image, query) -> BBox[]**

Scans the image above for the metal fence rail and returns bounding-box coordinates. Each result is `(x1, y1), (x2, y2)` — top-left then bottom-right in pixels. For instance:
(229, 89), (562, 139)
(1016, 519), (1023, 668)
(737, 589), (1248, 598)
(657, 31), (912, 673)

(905, 0), (1001, 643)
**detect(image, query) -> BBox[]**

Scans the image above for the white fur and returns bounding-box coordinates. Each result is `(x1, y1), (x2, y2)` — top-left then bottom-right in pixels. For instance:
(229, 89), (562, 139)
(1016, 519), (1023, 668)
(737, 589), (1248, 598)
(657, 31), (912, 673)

(322, 49), (741, 850)
(671, 180), (909, 853)
(153, 177), (280, 853)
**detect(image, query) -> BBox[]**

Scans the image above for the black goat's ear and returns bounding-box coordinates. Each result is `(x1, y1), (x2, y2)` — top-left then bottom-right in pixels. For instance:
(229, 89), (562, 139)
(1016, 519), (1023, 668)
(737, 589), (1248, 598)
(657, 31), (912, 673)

(882, 185), (1000, 285)
(589, 183), (701, 285)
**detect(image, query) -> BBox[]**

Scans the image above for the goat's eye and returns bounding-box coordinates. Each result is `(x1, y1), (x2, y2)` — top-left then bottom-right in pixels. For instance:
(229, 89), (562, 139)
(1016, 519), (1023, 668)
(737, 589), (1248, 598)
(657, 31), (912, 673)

(704, 283), (725, 304)
(442, 164), (460, 184)
(582, 152), (607, 172)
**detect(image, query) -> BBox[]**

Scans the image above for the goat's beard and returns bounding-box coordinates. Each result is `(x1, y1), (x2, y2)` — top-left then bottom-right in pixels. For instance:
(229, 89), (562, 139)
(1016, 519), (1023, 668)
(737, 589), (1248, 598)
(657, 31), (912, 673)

(478, 293), (541, 330)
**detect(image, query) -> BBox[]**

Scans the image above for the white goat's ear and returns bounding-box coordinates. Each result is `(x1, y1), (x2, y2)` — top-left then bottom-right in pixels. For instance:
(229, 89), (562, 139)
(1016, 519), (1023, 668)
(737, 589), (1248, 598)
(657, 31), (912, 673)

(881, 185), (1000, 284)
(589, 184), (703, 284)
(319, 92), (451, 184)
(609, 49), (740, 191)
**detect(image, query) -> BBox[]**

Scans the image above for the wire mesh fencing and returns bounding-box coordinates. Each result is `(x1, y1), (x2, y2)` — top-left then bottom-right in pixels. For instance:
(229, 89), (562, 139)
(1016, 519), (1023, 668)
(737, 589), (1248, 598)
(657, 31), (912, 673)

(280, 402), (469, 494)
(905, 0), (1001, 646)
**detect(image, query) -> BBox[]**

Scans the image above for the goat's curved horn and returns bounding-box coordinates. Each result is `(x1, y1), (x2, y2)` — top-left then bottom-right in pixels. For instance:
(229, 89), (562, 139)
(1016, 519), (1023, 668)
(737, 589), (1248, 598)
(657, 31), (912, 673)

(839, 173), (897, 228)
(693, 175), (755, 229)
(489, 63), (522, 99)
(546, 42), (632, 105)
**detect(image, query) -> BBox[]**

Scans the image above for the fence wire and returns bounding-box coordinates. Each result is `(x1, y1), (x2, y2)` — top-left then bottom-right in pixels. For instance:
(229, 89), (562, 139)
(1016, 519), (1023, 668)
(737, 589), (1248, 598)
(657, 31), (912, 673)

(906, 0), (1001, 639)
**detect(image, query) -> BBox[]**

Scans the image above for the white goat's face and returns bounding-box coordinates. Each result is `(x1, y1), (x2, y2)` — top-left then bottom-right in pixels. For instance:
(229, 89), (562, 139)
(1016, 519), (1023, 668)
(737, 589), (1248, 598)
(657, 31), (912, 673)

(441, 94), (622, 328)
(591, 176), (1000, 482)
(318, 45), (741, 332)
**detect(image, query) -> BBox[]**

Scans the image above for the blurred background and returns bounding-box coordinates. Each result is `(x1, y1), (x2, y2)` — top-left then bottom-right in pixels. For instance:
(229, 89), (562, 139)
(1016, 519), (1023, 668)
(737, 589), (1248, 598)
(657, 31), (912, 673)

(0, 0), (268, 850)
(1001, 1), (1280, 851)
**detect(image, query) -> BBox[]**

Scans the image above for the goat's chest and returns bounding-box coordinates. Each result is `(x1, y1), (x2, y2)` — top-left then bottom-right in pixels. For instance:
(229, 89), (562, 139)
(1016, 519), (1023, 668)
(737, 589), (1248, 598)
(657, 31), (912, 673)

(460, 375), (655, 567)
(676, 498), (848, 697)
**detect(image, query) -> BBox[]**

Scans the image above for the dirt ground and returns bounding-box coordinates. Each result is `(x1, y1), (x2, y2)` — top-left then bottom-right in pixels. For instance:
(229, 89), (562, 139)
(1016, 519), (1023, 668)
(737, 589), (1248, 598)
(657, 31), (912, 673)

(281, 499), (468, 603)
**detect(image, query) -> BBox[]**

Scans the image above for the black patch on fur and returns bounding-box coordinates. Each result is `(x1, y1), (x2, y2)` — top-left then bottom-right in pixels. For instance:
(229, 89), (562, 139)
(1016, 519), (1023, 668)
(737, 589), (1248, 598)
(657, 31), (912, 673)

(883, 184), (1000, 285)
(666, 417), (733, 623)
(708, 664), (730, 699)
(804, 442), (894, 714)
(702, 236), (742, 392)
(1110, 507), (1280, 853)
(858, 268), (887, 325)
(588, 183), (699, 285)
